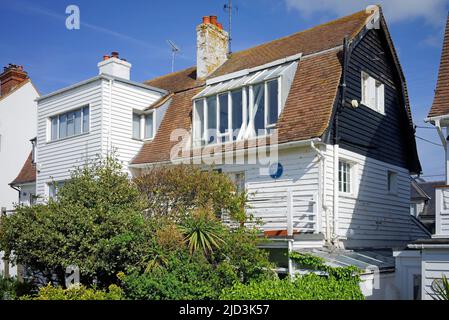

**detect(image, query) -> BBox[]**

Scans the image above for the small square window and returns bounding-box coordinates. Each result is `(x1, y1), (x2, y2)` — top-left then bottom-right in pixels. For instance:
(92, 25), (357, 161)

(387, 171), (398, 194)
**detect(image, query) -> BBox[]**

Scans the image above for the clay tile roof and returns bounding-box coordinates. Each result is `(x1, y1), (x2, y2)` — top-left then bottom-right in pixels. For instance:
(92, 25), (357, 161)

(211, 9), (369, 77)
(429, 14), (449, 118)
(10, 152), (36, 186)
(131, 9), (373, 165)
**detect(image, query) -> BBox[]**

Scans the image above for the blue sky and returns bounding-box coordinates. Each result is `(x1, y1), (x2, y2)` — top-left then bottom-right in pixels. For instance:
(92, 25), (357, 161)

(1, 0), (448, 180)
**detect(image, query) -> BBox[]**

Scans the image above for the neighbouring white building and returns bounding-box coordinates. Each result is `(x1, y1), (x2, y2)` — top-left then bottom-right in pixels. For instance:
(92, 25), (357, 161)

(394, 13), (449, 301)
(11, 6), (431, 299)
(0, 64), (39, 278)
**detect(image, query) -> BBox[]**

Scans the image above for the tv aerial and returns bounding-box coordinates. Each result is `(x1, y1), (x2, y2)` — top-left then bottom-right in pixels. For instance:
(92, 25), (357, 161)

(224, 0), (238, 54)
(167, 40), (180, 72)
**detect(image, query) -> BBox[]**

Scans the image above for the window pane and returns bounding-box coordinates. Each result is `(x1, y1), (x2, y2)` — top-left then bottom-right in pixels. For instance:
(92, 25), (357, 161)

(219, 94), (229, 134)
(194, 99), (205, 145)
(59, 114), (67, 139)
(231, 90), (243, 140)
(74, 109), (82, 135)
(83, 107), (90, 132)
(339, 161), (351, 193)
(132, 113), (141, 139)
(51, 117), (58, 140)
(207, 96), (217, 144)
(253, 83), (265, 135)
(267, 79), (279, 125)
(144, 113), (154, 139)
(67, 112), (75, 137)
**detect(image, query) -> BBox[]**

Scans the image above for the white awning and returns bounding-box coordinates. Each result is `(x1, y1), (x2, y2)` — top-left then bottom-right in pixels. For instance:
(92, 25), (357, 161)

(193, 61), (298, 100)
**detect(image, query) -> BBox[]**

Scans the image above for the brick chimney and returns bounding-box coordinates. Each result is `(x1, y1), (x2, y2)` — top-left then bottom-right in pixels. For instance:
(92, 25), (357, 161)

(196, 15), (229, 79)
(97, 52), (132, 80)
(0, 64), (29, 97)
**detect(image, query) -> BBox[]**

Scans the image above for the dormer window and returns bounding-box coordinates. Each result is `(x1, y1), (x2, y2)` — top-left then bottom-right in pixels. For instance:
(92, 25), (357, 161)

(192, 61), (298, 147)
(361, 71), (385, 114)
(132, 111), (155, 140)
(193, 78), (281, 146)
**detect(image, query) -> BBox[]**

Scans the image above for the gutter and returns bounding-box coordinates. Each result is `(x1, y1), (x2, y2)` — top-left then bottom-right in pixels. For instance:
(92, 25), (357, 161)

(129, 138), (323, 169)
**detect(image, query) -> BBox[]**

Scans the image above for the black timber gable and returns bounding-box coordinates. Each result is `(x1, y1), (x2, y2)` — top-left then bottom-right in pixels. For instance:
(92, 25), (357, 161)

(326, 26), (421, 174)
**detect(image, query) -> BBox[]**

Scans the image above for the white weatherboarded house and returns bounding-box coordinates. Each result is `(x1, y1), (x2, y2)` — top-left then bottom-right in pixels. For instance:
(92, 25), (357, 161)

(34, 53), (166, 198)
(22, 6), (430, 299)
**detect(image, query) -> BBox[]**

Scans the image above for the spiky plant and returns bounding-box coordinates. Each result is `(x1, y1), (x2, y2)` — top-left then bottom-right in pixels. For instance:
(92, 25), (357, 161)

(432, 275), (449, 300)
(178, 207), (225, 256)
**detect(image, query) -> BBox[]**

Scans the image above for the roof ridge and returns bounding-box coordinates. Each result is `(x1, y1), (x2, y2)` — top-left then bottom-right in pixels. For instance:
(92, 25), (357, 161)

(144, 8), (372, 86)
(227, 9), (369, 59)
(144, 66), (196, 85)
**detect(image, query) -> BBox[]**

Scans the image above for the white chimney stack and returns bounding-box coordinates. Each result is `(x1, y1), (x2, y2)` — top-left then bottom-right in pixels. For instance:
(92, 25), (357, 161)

(196, 16), (229, 79)
(98, 52), (131, 80)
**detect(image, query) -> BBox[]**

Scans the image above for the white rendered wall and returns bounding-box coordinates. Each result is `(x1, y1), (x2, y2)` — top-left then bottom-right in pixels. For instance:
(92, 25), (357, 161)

(0, 82), (38, 210)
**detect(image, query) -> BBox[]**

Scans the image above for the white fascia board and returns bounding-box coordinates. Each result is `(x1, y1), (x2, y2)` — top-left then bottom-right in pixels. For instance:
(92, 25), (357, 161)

(37, 75), (167, 102)
(205, 52), (303, 86)
(128, 138), (323, 169)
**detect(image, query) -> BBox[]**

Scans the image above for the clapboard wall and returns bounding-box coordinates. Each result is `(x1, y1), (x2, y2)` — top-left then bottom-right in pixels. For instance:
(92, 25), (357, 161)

(332, 28), (419, 173)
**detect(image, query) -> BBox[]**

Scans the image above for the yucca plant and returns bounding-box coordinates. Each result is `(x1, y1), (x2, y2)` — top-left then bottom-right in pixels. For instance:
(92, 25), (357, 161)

(178, 207), (225, 256)
(432, 275), (449, 300)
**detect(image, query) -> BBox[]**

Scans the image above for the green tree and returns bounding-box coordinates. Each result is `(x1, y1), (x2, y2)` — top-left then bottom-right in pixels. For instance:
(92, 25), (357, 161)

(0, 155), (152, 287)
(134, 165), (248, 223)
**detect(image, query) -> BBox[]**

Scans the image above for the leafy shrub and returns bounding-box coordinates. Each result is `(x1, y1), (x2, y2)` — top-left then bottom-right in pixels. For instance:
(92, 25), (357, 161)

(220, 273), (364, 300)
(290, 252), (361, 281)
(22, 283), (123, 300)
(0, 155), (152, 287)
(134, 165), (247, 223)
(120, 251), (239, 300)
(0, 275), (35, 300)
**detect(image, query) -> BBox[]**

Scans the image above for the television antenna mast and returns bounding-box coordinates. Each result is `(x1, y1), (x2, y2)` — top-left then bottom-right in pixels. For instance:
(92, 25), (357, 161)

(167, 40), (180, 72)
(224, 0), (238, 55)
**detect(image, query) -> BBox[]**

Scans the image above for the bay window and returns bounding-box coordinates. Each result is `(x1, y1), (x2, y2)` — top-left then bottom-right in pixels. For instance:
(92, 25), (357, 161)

(49, 106), (89, 141)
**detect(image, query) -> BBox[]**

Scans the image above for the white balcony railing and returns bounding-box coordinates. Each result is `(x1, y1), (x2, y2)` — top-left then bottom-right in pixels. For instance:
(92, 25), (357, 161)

(246, 189), (319, 236)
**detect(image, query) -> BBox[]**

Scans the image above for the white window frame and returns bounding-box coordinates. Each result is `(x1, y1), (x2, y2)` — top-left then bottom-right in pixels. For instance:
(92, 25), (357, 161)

(47, 105), (90, 142)
(47, 180), (66, 200)
(387, 170), (398, 194)
(338, 159), (357, 196)
(361, 71), (385, 114)
(132, 110), (155, 141)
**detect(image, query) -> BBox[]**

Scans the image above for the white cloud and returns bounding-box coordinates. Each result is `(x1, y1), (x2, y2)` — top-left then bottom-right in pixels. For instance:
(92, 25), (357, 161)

(285, 0), (449, 26)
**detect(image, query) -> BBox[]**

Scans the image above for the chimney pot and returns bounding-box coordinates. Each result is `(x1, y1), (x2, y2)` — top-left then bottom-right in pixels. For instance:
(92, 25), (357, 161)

(103, 55), (110, 61)
(210, 16), (218, 25)
(216, 22), (223, 30)
(111, 51), (119, 58)
(202, 16), (211, 24)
